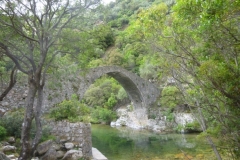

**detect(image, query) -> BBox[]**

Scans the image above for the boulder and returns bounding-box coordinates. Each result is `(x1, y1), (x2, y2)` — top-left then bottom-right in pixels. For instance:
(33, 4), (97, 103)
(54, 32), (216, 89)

(36, 140), (53, 155)
(110, 122), (116, 127)
(64, 143), (74, 150)
(52, 143), (61, 151)
(62, 150), (83, 160)
(0, 152), (11, 160)
(56, 151), (65, 159)
(2, 145), (16, 154)
(40, 148), (57, 160)
(7, 137), (15, 144)
(6, 154), (15, 159)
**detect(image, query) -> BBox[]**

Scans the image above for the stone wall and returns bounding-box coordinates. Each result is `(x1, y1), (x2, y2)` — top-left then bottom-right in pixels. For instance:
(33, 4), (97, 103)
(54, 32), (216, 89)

(49, 121), (92, 158)
(0, 66), (160, 115)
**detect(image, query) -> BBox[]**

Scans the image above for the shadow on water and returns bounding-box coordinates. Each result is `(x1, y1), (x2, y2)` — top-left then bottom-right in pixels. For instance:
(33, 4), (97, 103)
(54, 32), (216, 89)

(91, 124), (215, 160)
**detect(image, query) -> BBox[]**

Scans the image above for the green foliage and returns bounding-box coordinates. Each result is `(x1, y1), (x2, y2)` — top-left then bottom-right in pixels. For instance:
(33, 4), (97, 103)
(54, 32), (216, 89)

(175, 121), (201, 133)
(0, 109), (24, 138)
(91, 107), (117, 124)
(139, 63), (158, 80)
(117, 87), (127, 100)
(93, 25), (115, 50)
(84, 77), (121, 108)
(105, 93), (117, 109)
(160, 86), (183, 108)
(162, 108), (174, 122)
(0, 126), (7, 140)
(133, 0), (240, 157)
(105, 49), (124, 66)
(49, 94), (90, 122)
(185, 121), (200, 131)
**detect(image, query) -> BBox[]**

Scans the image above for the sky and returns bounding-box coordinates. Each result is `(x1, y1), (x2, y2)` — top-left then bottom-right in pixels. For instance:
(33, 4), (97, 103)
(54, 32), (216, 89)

(102, 0), (116, 5)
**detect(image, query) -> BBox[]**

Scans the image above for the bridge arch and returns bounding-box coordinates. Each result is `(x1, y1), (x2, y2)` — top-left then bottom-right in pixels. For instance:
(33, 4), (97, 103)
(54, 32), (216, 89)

(77, 66), (160, 110)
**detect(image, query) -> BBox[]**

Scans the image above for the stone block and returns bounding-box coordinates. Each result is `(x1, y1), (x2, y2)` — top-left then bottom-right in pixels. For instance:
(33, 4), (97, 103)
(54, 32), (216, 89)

(36, 140), (53, 155)
(62, 150), (83, 160)
(64, 143), (74, 150)
(40, 148), (57, 160)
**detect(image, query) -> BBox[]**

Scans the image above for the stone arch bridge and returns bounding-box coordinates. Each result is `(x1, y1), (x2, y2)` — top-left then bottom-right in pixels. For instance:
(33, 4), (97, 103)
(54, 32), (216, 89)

(77, 66), (160, 109)
(73, 66), (160, 125)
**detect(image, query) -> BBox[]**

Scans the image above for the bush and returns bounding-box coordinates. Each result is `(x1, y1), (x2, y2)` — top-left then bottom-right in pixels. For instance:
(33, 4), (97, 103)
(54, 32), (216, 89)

(0, 109), (24, 138)
(162, 108), (174, 122)
(105, 93), (117, 109)
(91, 107), (117, 124)
(49, 94), (90, 122)
(0, 126), (7, 140)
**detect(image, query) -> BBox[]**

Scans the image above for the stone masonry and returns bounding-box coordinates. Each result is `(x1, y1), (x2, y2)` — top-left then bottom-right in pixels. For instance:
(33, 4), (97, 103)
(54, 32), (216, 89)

(1, 66), (160, 124)
(49, 121), (92, 158)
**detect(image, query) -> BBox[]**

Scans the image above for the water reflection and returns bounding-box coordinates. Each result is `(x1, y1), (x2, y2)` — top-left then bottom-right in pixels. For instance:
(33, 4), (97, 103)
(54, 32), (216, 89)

(91, 124), (212, 160)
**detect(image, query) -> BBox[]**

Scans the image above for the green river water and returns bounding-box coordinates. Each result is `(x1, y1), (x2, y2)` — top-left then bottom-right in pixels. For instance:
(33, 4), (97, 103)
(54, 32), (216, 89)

(91, 124), (216, 160)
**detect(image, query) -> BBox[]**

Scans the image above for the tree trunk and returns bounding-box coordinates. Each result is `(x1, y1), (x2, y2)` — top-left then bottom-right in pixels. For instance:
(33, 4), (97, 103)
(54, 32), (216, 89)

(18, 77), (37, 160)
(0, 66), (17, 101)
(32, 86), (44, 153)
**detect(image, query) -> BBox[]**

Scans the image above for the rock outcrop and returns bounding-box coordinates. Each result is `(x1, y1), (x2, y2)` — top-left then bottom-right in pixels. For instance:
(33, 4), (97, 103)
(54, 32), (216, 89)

(111, 104), (200, 133)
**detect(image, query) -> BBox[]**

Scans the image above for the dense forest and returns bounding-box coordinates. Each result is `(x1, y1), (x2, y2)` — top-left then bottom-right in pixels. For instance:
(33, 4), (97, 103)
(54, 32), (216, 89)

(0, 0), (239, 159)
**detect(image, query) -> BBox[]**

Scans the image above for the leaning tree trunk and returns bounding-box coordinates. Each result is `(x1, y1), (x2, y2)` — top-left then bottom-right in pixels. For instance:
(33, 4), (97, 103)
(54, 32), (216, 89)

(0, 66), (17, 101)
(18, 76), (37, 160)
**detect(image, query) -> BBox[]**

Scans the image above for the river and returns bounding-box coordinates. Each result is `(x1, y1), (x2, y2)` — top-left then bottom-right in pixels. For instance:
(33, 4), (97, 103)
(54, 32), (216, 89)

(91, 124), (216, 160)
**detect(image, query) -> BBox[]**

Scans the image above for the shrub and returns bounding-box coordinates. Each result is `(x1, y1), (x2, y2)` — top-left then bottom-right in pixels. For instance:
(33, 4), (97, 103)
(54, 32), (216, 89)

(162, 108), (174, 122)
(105, 93), (117, 109)
(91, 107), (117, 124)
(0, 109), (24, 138)
(0, 126), (7, 140)
(49, 94), (90, 122)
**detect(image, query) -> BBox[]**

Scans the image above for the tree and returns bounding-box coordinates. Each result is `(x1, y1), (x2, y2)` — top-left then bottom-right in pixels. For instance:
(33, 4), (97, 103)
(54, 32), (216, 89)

(131, 1), (239, 159)
(0, 0), (100, 159)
